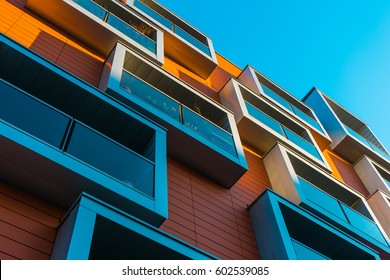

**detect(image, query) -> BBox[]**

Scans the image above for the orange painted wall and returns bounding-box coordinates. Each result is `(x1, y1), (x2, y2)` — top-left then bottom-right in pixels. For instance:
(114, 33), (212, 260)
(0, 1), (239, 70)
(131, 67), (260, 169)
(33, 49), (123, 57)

(0, 181), (64, 260)
(0, 0), (105, 87)
(323, 149), (369, 197)
(160, 148), (270, 260)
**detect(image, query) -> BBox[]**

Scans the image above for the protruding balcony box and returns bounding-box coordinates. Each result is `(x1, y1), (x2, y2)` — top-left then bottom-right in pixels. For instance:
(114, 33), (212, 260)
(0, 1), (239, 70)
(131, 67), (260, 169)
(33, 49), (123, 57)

(263, 144), (390, 257)
(249, 189), (380, 260)
(128, 0), (217, 78)
(51, 193), (217, 259)
(0, 35), (167, 226)
(354, 156), (390, 196)
(238, 66), (331, 150)
(367, 190), (390, 242)
(219, 78), (330, 172)
(26, 0), (164, 64)
(304, 88), (390, 168)
(99, 42), (247, 188)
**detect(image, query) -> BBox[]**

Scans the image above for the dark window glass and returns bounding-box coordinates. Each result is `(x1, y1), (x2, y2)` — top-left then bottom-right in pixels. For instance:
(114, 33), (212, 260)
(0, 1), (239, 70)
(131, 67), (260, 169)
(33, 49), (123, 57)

(65, 122), (154, 197)
(0, 80), (70, 148)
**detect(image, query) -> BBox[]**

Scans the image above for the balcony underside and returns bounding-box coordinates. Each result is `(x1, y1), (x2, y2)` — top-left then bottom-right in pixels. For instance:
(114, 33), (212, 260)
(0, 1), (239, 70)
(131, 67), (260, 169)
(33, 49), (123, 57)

(26, 0), (160, 63)
(237, 117), (326, 171)
(164, 32), (217, 79)
(333, 135), (390, 168)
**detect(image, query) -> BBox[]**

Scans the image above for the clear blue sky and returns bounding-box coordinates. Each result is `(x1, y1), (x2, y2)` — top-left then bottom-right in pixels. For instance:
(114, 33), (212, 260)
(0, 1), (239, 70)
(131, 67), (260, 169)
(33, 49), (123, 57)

(158, 0), (390, 152)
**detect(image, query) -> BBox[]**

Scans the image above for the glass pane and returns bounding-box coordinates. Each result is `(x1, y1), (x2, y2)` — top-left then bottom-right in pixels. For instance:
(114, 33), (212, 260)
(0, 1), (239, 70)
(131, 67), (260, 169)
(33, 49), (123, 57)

(260, 84), (293, 112)
(283, 127), (323, 162)
(174, 26), (211, 56)
(182, 106), (236, 156)
(120, 71), (180, 121)
(0, 80), (70, 148)
(73, 0), (107, 20)
(66, 122), (154, 197)
(368, 141), (390, 160)
(291, 239), (329, 260)
(340, 203), (388, 246)
(298, 177), (347, 222)
(134, 0), (173, 30)
(343, 124), (371, 147)
(245, 101), (284, 136)
(384, 178), (390, 190)
(106, 14), (157, 54)
(292, 105), (324, 133)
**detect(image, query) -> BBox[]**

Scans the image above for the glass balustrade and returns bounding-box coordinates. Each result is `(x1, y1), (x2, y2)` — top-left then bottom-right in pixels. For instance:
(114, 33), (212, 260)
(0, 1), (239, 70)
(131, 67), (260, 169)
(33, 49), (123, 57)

(181, 106), (236, 155)
(384, 178), (390, 190)
(133, 0), (211, 56)
(260, 84), (323, 133)
(73, 0), (107, 20)
(72, 0), (157, 53)
(106, 14), (157, 53)
(120, 70), (181, 121)
(65, 122), (155, 197)
(0, 79), (71, 148)
(297, 176), (388, 246)
(120, 70), (236, 156)
(291, 238), (329, 260)
(0, 78), (155, 198)
(343, 124), (390, 160)
(245, 101), (322, 161)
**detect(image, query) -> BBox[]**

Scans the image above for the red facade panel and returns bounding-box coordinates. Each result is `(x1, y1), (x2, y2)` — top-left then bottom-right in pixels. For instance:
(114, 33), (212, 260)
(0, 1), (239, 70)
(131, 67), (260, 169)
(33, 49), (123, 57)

(161, 149), (270, 259)
(0, 181), (64, 260)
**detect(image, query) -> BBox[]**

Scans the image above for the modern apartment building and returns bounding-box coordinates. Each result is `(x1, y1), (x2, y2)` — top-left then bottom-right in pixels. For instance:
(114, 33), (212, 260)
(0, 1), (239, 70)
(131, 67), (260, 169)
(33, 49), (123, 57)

(0, 0), (389, 260)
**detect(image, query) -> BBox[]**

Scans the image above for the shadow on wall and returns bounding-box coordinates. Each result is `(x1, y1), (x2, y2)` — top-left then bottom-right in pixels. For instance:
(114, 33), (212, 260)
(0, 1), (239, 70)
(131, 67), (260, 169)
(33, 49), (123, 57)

(30, 30), (105, 87)
(3, 0), (105, 86)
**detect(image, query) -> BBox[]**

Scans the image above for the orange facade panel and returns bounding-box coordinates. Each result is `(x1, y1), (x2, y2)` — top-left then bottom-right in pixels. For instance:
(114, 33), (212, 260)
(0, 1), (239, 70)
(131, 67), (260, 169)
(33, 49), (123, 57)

(0, 181), (64, 260)
(1, 0), (104, 87)
(161, 149), (270, 260)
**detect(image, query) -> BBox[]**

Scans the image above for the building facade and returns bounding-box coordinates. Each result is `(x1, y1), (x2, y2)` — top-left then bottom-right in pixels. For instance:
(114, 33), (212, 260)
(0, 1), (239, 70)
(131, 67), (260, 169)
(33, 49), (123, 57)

(0, 0), (389, 260)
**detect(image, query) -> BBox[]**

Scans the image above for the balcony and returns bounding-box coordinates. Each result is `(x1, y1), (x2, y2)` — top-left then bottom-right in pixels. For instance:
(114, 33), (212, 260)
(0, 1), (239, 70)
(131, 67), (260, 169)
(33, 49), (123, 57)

(129, 0), (217, 78)
(99, 43), (247, 188)
(0, 34), (167, 226)
(263, 144), (390, 257)
(26, 0), (164, 63)
(354, 156), (390, 196)
(367, 190), (390, 242)
(249, 189), (380, 260)
(51, 193), (217, 259)
(238, 66), (330, 149)
(304, 88), (390, 168)
(219, 79), (329, 172)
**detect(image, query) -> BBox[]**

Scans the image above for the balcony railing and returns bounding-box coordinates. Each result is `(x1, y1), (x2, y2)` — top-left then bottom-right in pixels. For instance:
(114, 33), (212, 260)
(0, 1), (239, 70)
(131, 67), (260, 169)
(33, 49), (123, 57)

(72, 0), (157, 53)
(120, 70), (236, 156)
(343, 123), (390, 161)
(0, 79), (155, 197)
(290, 238), (329, 260)
(133, 0), (211, 56)
(260, 84), (324, 133)
(298, 176), (388, 246)
(245, 101), (322, 162)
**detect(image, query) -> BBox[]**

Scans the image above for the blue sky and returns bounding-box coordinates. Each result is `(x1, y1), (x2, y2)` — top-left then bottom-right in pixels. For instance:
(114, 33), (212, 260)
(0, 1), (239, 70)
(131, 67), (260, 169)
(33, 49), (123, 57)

(158, 0), (390, 152)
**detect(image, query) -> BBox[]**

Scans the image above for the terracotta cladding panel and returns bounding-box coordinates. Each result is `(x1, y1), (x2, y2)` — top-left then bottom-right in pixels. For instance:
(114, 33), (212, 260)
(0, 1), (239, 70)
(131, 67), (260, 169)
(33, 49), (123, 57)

(326, 150), (370, 197)
(0, 181), (64, 260)
(162, 151), (270, 259)
(2, 0), (104, 87)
